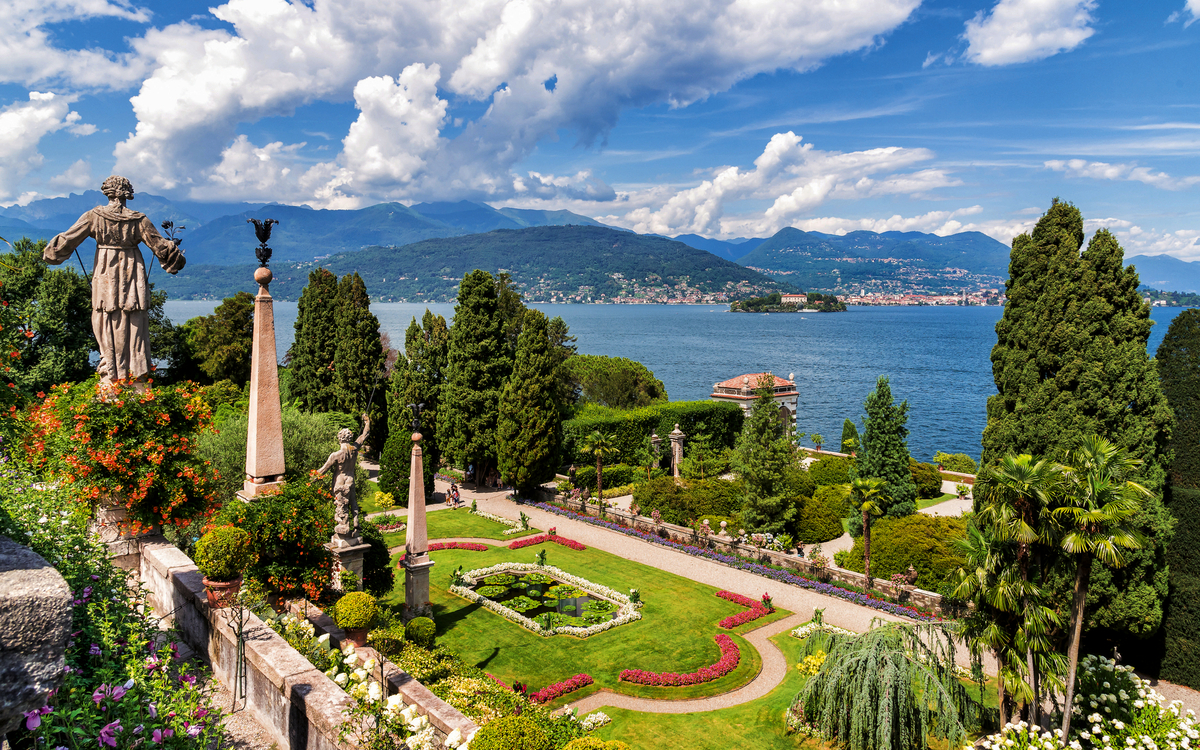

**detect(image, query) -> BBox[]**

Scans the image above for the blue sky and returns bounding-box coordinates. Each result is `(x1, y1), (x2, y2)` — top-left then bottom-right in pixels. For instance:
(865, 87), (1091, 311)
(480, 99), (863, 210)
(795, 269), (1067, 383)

(3, 0), (1198, 257)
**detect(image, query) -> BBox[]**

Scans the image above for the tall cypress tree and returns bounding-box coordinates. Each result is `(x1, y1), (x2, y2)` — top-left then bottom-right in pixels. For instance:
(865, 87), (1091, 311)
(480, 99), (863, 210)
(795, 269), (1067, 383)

(735, 376), (796, 535)
(840, 418), (860, 454)
(291, 268), (340, 412)
(1157, 310), (1200, 686)
(379, 311), (448, 503)
(497, 309), (562, 495)
(982, 199), (1174, 644)
(333, 273), (385, 422)
(439, 270), (511, 484)
(855, 375), (917, 516)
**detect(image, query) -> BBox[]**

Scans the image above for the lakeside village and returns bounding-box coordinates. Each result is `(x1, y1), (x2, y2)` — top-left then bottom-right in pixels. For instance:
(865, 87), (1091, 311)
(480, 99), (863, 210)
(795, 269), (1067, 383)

(4, 194), (1200, 750)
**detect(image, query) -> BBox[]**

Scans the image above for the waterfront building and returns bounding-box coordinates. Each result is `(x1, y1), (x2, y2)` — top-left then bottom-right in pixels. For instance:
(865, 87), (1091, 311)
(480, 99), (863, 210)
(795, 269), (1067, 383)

(711, 372), (798, 425)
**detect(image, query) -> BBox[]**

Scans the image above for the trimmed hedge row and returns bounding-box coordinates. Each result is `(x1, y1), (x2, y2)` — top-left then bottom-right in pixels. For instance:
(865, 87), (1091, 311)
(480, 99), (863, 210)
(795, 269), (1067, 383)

(562, 400), (744, 466)
(632, 476), (743, 526)
(839, 514), (967, 590)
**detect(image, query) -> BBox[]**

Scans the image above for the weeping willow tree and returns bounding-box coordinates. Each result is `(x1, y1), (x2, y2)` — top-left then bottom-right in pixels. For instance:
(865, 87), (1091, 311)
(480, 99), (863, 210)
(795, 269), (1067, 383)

(793, 620), (980, 750)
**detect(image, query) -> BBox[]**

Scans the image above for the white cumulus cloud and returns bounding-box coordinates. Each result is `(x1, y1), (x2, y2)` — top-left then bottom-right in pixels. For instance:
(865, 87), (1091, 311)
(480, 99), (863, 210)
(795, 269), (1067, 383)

(1168, 0), (1199, 25)
(963, 0), (1096, 66)
(1045, 159), (1200, 190)
(0, 92), (93, 202)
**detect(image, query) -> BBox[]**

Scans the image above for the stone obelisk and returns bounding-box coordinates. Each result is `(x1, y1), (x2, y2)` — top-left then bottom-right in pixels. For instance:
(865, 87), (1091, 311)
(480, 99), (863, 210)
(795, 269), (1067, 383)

(403, 431), (435, 620)
(239, 266), (285, 500)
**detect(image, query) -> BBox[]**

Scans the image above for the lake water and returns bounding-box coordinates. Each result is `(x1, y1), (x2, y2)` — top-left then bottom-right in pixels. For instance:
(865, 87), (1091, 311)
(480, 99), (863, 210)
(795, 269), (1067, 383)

(165, 300), (1186, 463)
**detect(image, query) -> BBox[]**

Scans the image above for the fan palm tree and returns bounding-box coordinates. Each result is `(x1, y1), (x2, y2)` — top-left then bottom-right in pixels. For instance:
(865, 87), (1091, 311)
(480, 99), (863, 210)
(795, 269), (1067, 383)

(580, 430), (619, 500)
(974, 453), (1064, 725)
(849, 476), (887, 589)
(1054, 435), (1148, 737)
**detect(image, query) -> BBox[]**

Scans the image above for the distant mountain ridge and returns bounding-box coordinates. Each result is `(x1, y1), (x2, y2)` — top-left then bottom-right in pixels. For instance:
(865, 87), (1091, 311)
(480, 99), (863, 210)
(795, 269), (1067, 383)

(1127, 254), (1200, 294)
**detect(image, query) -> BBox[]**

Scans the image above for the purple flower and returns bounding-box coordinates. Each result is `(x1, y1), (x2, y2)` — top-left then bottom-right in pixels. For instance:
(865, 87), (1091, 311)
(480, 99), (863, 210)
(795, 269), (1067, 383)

(98, 720), (122, 747)
(23, 708), (45, 730)
(187, 724), (202, 738)
(148, 704), (157, 718)
(89, 644), (102, 656)
(133, 725), (144, 734)
(151, 728), (174, 743)
(179, 673), (196, 686)
(91, 574), (100, 580)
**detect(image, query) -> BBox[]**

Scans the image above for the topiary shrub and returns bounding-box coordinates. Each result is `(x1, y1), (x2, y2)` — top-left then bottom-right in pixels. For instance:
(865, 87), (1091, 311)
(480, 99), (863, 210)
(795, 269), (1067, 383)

(631, 476), (741, 525)
(334, 591), (378, 630)
(909, 459), (943, 499)
(469, 715), (552, 750)
(367, 624), (405, 658)
(933, 451), (977, 474)
(573, 463), (637, 491)
(194, 526), (255, 581)
(808, 456), (853, 487)
(839, 514), (967, 590)
(405, 616), (437, 649)
(793, 485), (848, 544)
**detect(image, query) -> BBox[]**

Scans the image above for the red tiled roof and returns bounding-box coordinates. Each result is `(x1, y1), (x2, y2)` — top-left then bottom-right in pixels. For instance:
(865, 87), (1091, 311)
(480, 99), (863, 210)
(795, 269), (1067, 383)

(715, 373), (792, 389)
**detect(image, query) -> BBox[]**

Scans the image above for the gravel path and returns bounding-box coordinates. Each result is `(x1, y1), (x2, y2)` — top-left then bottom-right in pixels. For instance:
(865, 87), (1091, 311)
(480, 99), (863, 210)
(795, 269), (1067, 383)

(566, 612), (809, 714)
(921, 496), (974, 517)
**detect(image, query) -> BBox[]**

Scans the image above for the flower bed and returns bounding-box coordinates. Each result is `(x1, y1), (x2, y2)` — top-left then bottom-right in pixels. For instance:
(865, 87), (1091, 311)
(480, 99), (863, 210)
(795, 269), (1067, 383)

(533, 502), (937, 622)
(470, 509), (527, 535)
(376, 518), (405, 532)
(449, 563), (642, 637)
(529, 673), (594, 704)
(619, 634), (739, 686)
(508, 534), (587, 551)
(397, 541), (489, 565)
(716, 590), (774, 629)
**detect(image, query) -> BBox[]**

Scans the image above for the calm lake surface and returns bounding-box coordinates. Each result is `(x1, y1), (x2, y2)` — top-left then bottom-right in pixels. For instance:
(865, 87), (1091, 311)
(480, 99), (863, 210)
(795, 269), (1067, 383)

(165, 301), (1187, 463)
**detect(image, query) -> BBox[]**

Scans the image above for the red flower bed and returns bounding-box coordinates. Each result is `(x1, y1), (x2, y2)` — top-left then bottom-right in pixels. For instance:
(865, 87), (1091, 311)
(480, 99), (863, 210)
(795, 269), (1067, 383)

(396, 541), (488, 565)
(619, 635), (739, 686)
(376, 519), (405, 532)
(507, 534), (587, 551)
(716, 590), (775, 629)
(529, 673), (594, 704)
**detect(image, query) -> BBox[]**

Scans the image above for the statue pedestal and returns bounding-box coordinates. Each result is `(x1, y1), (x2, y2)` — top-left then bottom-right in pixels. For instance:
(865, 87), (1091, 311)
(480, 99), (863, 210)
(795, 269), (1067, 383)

(402, 554), (435, 621)
(326, 541), (371, 592)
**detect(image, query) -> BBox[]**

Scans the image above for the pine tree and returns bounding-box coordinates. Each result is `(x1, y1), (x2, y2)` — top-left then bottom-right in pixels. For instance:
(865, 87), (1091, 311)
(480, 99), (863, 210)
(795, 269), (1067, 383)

(333, 273), (385, 447)
(735, 376), (796, 535)
(982, 199), (1174, 644)
(291, 268), (340, 412)
(188, 291), (255, 386)
(856, 376), (917, 516)
(497, 310), (562, 495)
(840, 418), (860, 454)
(1157, 309), (1200, 686)
(439, 270), (511, 483)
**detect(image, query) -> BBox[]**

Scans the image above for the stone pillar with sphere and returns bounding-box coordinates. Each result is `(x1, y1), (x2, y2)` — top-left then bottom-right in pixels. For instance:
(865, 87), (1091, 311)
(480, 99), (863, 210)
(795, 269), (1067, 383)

(239, 219), (285, 501)
(403, 404), (435, 620)
(669, 423), (686, 479)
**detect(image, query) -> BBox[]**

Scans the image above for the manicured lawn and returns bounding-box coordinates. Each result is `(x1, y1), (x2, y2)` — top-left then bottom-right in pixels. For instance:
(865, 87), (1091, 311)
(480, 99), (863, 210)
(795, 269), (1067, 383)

(917, 493), (960, 511)
(592, 631), (814, 750)
(382, 508), (540, 546)
(359, 479), (388, 514)
(380, 539), (791, 703)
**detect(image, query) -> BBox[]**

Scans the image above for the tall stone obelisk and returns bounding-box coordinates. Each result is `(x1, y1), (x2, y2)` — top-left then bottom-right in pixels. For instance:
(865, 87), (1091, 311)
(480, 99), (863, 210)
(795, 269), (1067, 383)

(239, 265), (285, 500)
(403, 431), (435, 620)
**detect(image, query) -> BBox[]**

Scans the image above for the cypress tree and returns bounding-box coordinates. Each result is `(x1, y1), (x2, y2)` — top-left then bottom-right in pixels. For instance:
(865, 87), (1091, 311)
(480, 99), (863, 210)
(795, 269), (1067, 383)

(497, 309), (562, 495)
(547, 315), (579, 420)
(840, 418), (860, 454)
(855, 375), (918, 516)
(379, 311), (448, 503)
(1157, 310), (1200, 686)
(735, 376), (796, 535)
(291, 268), (340, 412)
(439, 270), (511, 484)
(982, 199), (1174, 644)
(333, 273), (385, 448)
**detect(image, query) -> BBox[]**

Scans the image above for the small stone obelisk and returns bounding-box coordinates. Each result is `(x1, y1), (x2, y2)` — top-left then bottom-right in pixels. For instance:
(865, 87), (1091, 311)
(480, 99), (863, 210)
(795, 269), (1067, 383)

(239, 265), (285, 500)
(403, 431), (435, 620)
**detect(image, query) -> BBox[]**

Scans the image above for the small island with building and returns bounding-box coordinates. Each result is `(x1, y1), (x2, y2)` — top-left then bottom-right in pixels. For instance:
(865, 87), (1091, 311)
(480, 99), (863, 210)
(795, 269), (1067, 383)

(729, 291), (846, 312)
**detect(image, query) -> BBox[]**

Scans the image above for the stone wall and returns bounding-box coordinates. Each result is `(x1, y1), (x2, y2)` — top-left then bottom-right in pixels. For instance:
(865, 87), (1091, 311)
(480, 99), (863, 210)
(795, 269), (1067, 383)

(138, 537), (475, 750)
(550, 500), (949, 616)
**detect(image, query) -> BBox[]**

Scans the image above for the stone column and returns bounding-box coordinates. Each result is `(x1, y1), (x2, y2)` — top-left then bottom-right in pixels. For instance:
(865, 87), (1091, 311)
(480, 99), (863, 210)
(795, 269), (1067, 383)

(239, 266), (285, 501)
(669, 423), (685, 478)
(403, 432), (435, 620)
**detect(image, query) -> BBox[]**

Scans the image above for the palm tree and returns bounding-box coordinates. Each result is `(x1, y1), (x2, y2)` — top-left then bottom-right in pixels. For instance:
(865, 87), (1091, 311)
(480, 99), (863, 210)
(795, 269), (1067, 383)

(580, 430), (619, 501)
(849, 477), (887, 589)
(974, 453), (1064, 726)
(1054, 436), (1148, 737)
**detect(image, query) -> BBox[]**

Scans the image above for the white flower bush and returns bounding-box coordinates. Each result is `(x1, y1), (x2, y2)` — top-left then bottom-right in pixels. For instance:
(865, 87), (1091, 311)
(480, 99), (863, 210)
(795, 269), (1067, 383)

(981, 655), (1198, 750)
(470, 509), (526, 535)
(581, 712), (612, 731)
(452, 563), (643, 637)
(385, 696), (476, 750)
(790, 622), (856, 640)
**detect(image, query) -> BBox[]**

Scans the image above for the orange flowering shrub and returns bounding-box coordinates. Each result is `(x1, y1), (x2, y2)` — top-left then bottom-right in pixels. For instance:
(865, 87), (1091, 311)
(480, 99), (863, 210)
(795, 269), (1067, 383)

(24, 377), (221, 533)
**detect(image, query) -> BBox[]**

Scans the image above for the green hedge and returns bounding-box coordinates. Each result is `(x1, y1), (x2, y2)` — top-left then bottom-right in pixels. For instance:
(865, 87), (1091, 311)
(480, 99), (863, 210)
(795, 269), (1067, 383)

(910, 459), (943, 499)
(471, 716), (552, 750)
(794, 485), (848, 544)
(562, 400), (744, 466)
(933, 451), (977, 474)
(808, 456), (853, 487)
(573, 463), (640, 491)
(631, 476), (742, 525)
(840, 515), (967, 590)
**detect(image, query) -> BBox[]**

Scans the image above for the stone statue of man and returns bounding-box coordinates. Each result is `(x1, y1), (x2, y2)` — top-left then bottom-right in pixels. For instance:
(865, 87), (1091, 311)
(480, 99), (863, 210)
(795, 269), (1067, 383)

(42, 176), (185, 385)
(317, 414), (370, 545)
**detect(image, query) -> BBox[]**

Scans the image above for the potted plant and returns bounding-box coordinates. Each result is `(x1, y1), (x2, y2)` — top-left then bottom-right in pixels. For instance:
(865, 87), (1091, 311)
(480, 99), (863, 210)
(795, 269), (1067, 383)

(335, 591), (379, 647)
(956, 483), (970, 499)
(194, 526), (256, 608)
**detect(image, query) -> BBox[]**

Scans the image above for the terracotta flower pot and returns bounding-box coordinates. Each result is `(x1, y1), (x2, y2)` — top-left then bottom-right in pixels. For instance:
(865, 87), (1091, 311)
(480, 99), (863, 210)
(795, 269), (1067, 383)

(203, 576), (243, 608)
(345, 627), (369, 648)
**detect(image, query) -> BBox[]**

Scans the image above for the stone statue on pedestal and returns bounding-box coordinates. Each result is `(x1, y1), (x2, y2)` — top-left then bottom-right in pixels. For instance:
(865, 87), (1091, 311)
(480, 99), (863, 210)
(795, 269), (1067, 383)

(317, 414), (370, 546)
(42, 176), (186, 385)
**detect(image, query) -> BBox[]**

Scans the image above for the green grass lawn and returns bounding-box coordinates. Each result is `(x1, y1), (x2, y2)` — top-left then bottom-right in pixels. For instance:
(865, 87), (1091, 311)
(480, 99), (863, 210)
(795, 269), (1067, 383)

(380, 539), (792, 703)
(359, 479), (387, 514)
(381, 508), (541, 546)
(917, 493), (960, 511)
